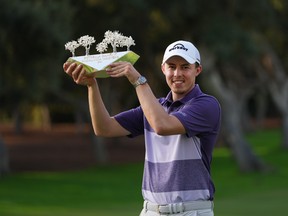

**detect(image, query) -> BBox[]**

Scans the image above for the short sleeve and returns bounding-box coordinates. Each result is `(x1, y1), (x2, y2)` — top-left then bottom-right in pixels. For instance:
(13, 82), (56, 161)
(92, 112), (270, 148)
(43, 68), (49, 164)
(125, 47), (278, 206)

(172, 95), (221, 137)
(114, 106), (144, 137)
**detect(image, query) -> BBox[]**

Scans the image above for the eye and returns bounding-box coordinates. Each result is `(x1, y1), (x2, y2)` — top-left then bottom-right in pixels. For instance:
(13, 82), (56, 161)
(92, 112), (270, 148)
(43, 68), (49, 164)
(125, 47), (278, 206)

(168, 65), (176, 70)
(182, 65), (191, 70)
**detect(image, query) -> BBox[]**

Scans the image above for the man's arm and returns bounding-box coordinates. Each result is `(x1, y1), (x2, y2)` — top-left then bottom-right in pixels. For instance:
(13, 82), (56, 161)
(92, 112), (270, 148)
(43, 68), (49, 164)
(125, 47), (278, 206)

(135, 83), (186, 135)
(87, 81), (130, 137)
(106, 62), (186, 136)
(63, 62), (130, 137)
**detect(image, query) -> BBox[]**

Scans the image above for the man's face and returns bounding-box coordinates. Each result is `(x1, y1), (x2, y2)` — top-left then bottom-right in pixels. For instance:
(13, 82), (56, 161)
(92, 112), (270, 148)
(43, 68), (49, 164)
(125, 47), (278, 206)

(162, 56), (202, 101)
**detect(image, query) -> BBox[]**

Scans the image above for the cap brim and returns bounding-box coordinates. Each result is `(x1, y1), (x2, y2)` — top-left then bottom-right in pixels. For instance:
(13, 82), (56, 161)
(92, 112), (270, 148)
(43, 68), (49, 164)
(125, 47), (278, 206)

(162, 53), (198, 65)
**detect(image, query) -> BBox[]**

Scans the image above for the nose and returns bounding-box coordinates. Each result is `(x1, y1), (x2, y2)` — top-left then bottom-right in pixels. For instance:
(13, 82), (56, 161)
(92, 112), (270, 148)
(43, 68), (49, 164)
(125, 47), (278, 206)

(174, 68), (182, 76)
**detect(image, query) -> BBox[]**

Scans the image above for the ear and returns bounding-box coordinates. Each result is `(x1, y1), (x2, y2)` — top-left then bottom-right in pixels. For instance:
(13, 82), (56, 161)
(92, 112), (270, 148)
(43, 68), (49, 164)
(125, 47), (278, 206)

(195, 65), (202, 77)
(161, 64), (166, 74)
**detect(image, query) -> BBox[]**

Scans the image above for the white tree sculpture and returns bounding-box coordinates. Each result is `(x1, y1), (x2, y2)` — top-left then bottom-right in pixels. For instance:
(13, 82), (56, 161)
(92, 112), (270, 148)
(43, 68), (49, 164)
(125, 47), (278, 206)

(64, 40), (80, 57)
(103, 30), (124, 53)
(65, 31), (136, 56)
(121, 36), (135, 51)
(78, 35), (95, 56)
(96, 41), (108, 54)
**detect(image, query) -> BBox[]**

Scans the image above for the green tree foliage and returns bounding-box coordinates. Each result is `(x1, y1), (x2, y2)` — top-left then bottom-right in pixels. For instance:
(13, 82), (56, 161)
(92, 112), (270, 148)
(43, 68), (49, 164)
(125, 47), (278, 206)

(66, 0), (287, 112)
(0, 0), (74, 107)
(1, 0), (287, 115)
(67, 0), (288, 169)
(0, 0), (287, 167)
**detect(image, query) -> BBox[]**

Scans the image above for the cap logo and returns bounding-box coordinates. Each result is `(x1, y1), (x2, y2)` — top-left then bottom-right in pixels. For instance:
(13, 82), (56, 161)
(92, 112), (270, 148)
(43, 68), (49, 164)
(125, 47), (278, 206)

(169, 43), (188, 52)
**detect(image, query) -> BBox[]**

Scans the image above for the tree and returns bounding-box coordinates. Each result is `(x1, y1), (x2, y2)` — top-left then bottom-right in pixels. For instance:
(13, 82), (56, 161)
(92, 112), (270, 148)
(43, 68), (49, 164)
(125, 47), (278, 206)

(0, 0), (74, 132)
(68, 0), (287, 170)
(201, 48), (267, 172)
(0, 137), (9, 177)
(2, 0), (286, 170)
(65, 41), (80, 57)
(256, 41), (288, 149)
(78, 35), (96, 56)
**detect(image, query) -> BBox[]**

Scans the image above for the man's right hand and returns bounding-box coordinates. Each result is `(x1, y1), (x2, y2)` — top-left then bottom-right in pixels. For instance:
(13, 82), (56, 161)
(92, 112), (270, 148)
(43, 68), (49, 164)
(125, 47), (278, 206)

(63, 62), (96, 87)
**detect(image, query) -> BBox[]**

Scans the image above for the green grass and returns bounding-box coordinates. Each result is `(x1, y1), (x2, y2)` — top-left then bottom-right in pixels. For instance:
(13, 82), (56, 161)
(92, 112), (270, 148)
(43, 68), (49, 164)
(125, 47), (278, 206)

(213, 129), (288, 215)
(0, 164), (144, 216)
(0, 129), (287, 216)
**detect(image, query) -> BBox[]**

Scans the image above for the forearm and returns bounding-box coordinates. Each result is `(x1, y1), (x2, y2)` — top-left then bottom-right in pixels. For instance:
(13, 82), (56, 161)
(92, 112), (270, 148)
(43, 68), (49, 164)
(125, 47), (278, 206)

(87, 80), (130, 137)
(87, 81), (110, 135)
(63, 62), (129, 137)
(105, 61), (185, 135)
(135, 83), (185, 135)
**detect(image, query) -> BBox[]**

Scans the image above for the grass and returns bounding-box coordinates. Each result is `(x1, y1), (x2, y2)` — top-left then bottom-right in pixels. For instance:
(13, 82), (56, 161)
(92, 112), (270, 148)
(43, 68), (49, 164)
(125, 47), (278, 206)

(213, 129), (288, 215)
(0, 129), (287, 215)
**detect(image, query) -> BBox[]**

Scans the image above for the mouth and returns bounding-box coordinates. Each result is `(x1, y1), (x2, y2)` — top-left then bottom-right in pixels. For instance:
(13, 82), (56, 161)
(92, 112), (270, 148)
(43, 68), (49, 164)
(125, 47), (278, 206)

(172, 80), (184, 85)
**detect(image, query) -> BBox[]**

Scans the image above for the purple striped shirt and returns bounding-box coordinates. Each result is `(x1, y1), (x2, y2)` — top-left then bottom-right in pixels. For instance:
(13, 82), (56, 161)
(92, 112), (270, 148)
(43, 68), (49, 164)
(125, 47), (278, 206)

(114, 84), (221, 204)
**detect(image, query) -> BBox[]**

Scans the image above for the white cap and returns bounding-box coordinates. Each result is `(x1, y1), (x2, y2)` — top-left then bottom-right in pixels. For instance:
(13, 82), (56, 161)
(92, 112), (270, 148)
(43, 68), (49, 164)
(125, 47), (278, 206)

(162, 40), (201, 65)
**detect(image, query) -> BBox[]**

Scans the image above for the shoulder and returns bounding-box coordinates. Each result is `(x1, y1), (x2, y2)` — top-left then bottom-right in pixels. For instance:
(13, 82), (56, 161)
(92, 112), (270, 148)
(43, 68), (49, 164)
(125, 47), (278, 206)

(187, 94), (220, 109)
(184, 94), (221, 125)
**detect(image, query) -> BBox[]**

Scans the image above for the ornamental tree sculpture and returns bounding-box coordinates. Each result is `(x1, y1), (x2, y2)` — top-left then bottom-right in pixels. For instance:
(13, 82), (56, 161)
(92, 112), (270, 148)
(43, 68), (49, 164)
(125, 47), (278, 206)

(103, 30), (124, 53)
(65, 40), (80, 57)
(96, 41), (108, 54)
(78, 35), (95, 56)
(65, 31), (135, 56)
(121, 36), (135, 51)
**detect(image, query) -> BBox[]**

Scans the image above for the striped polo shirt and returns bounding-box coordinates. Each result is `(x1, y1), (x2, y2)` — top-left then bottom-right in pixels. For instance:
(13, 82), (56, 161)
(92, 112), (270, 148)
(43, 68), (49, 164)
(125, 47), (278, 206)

(114, 84), (221, 205)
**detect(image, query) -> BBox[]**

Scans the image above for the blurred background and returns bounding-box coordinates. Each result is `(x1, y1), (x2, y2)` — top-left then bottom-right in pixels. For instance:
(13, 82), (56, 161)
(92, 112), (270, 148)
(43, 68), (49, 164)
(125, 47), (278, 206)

(0, 0), (287, 215)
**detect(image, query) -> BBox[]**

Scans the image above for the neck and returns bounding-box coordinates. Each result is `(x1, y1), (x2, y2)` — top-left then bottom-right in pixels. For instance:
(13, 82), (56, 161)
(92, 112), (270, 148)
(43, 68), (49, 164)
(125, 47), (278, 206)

(172, 84), (195, 101)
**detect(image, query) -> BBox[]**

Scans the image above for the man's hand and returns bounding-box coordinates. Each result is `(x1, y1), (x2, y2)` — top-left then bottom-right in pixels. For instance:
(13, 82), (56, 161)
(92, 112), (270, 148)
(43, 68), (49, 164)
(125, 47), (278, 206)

(106, 62), (141, 85)
(63, 62), (96, 86)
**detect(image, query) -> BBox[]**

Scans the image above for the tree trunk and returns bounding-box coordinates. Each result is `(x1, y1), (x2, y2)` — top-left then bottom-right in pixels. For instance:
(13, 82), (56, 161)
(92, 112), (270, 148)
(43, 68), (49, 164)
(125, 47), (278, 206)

(220, 95), (266, 172)
(258, 42), (288, 149)
(268, 82), (288, 149)
(0, 136), (9, 177)
(281, 112), (288, 149)
(13, 106), (22, 134)
(201, 50), (268, 172)
(52, 90), (109, 164)
(91, 135), (108, 164)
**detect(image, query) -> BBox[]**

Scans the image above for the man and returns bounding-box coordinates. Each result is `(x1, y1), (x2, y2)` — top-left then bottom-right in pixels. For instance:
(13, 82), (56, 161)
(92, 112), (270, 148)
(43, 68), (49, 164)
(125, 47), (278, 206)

(63, 40), (221, 216)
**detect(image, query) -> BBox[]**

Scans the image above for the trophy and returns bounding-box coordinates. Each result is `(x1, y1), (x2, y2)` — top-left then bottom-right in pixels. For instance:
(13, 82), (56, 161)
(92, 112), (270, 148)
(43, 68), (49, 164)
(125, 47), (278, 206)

(65, 31), (140, 78)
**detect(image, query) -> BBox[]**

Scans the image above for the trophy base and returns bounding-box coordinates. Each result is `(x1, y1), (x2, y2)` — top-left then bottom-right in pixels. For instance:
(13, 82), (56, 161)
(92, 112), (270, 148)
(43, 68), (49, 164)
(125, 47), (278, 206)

(67, 51), (140, 78)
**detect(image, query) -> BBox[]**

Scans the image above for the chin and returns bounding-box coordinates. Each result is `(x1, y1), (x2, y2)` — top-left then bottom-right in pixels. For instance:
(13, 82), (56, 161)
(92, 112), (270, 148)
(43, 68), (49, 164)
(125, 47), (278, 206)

(172, 89), (186, 95)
